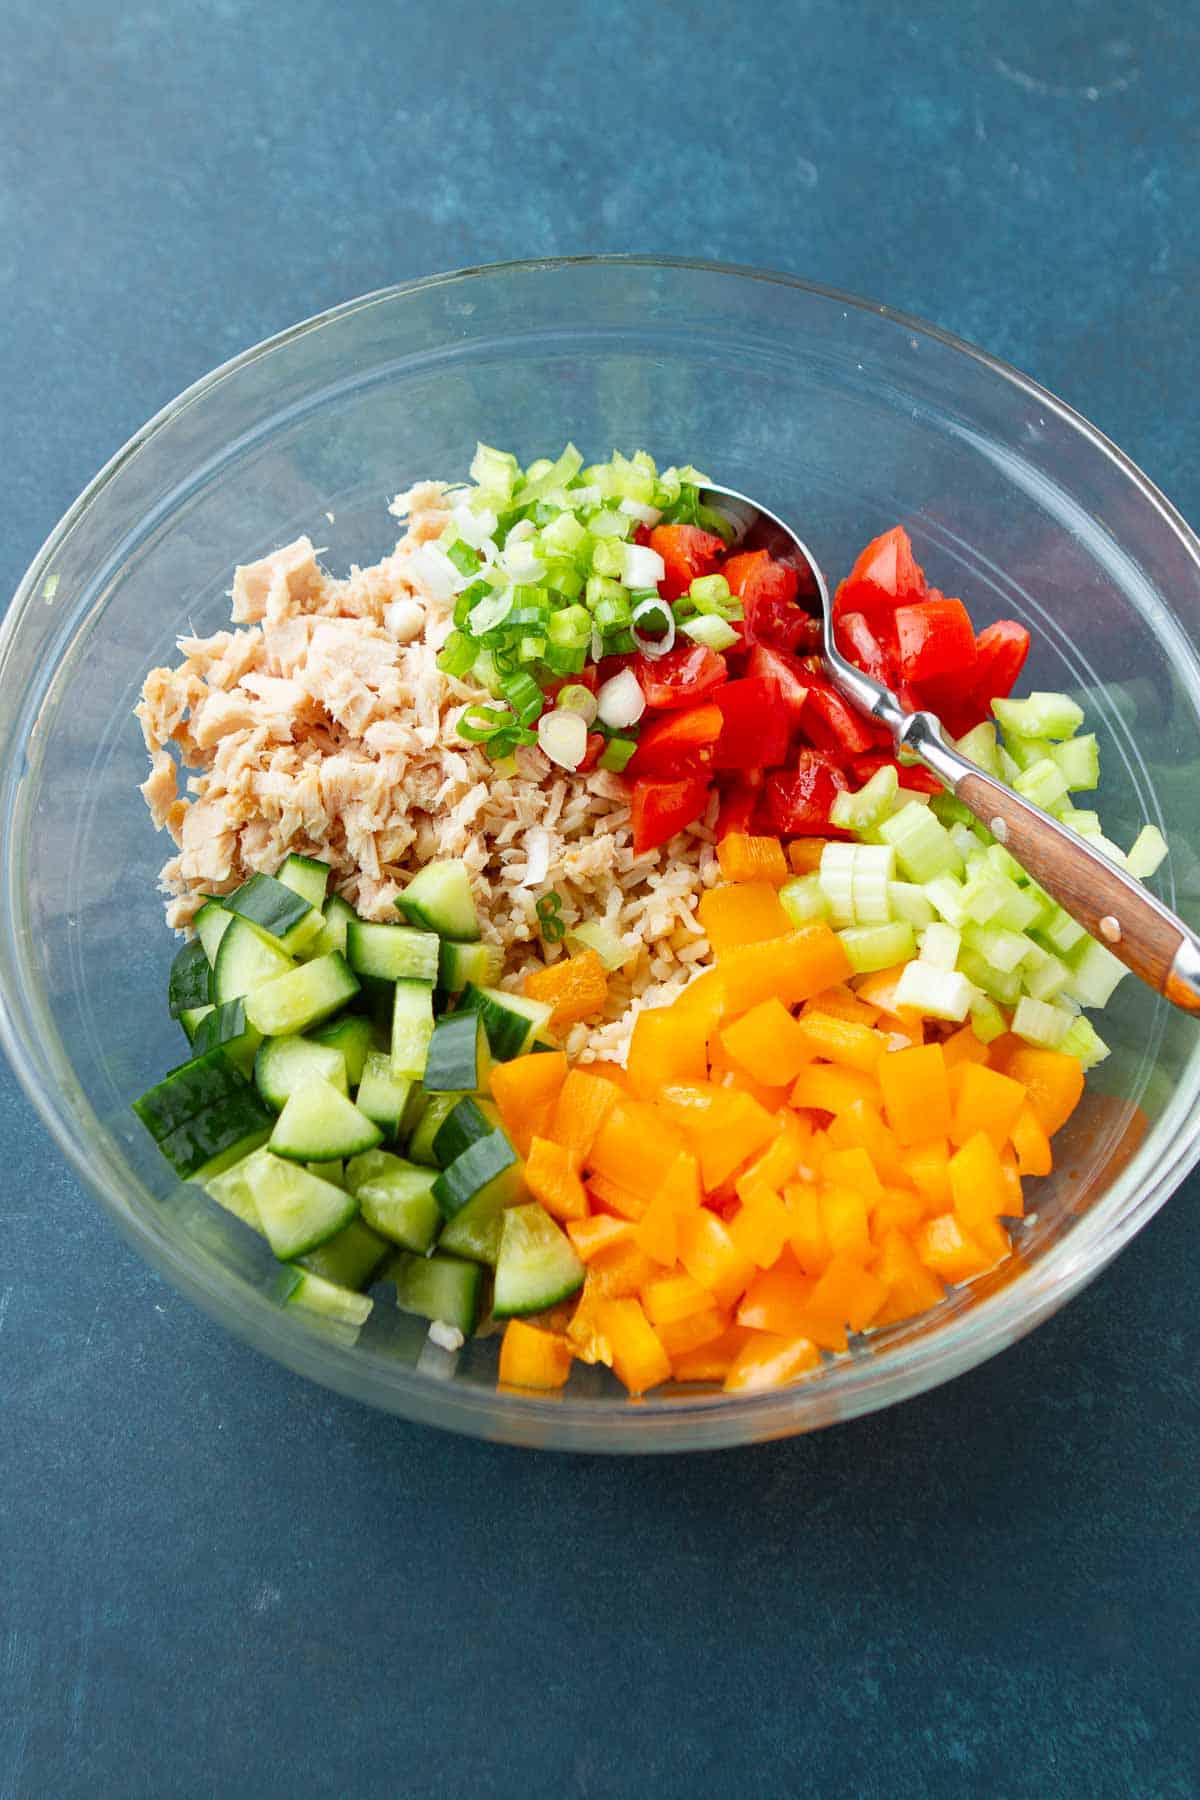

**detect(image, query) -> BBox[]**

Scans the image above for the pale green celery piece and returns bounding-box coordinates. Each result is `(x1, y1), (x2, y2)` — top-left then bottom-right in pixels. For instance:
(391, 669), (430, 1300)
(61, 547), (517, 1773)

(1126, 823), (1168, 879)
(1053, 733), (1100, 791)
(997, 747), (1022, 785)
(1035, 905), (1088, 956)
(878, 805), (963, 883)
(954, 721), (1001, 777)
(924, 874), (968, 927)
(960, 873), (1011, 925)
(837, 921), (915, 975)
(1013, 757), (1069, 812)
(918, 922), (961, 970)
(779, 875), (831, 927)
(992, 882), (1046, 934)
(850, 847), (895, 925)
(1023, 948), (1072, 1003)
(949, 821), (986, 861)
(1060, 1015), (1111, 1069)
(888, 881), (936, 927)
(958, 946), (1023, 1007)
(564, 919), (631, 971)
(1004, 733), (1055, 773)
(985, 842), (1023, 883)
(1065, 936), (1128, 1008)
(969, 992), (1008, 1044)
(992, 691), (1086, 740)
(962, 922), (1034, 974)
(818, 844), (858, 928)
(1011, 995), (1073, 1049)
(1060, 809), (1102, 838)
(930, 791), (976, 829)
(893, 962), (974, 1022)
(829, 764), (899, 832)
(1088, 834), (1130, 869)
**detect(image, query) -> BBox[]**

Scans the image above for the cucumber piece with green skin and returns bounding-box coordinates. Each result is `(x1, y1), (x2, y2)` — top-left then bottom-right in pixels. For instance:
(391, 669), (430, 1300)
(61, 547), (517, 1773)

(296, 1215), (389, 1289)
(493, 1202), (585, 1317)
(394, 859), (481, 941)
(390, 1251), (483, 1336)
(307, 1014), (376, 1089)
(422, 1011), (492, 1094)
(156, 1091), (275, 1182)
(194, 900), (233, 965)
(212, 915), (295, 1005)
(432, 1128), (523, 1221)
(270, 1078), (383, 1163)
(456, 985), (551, 1061)
(406, 1091), (461, 1166)
(346, 919), (440, 984)
(179, 1003), (215, 1044)
(255, 1035), (348, 1111)
(310, 892), (358, 959)
(276, 853), (331, 911)
(190, 998), (262, 1074)
(438, 938), (503, 995)
(204, 1144), (273, 1232)
(243, 952), (360, 1038)
(133, 1046), (251, 1140)
(431, 1095), (499, 1169)
(243, 1150), (358, 1259)
(437, 1188), (507, 1265)
(224, 871), (325, 956)
(306, 1159), (345, 1187)
(345, 1150), (441, 1252)
(391, 979), (435, 1078)
(280, 1267), (373, 1328)
(355, 1050), (412, 1135)
(169, 939), (212, 1017)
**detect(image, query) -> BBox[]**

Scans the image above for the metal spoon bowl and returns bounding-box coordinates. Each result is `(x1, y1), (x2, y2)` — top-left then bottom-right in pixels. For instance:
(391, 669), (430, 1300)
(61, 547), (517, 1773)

(702, 483), (1200, 1014)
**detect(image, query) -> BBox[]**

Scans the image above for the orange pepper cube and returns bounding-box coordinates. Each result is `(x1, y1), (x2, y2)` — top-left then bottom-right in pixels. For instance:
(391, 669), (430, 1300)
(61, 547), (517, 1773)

(698, 881), (791, 952)
(677, 1209), (756, 1310)
(801, 1252), (887, 1351)
(819, 1184), (872, 1262)
(633, 1183), (681, 1267)
(498, 1320), (574, 1391)
(795, 1011), (885, 1074)
(728, 1189), (793, 1270)
(948, 1129), (1011, 1220)
(1011, 1102), (1053, 1178)
(950, 1063), (1028, 1151)
(878, 1042), (951, 1145)
(820, 1145), (884, 1200)
(723, 1331), (821, 1393)
(655, 1304), (731, 1361)
(736, 1251), (815, 1335)
(720, 997), (812, 1087)
(642, 1269), (713, 1327)
(716, 925), (853, 1013)
(784, 1182), (831, 1275)
(589, 1100), (685, 1198)
(900, 1138), (953, 1211)
(550, 1067), (621, 1163)
(587, 1241), (661, 1300)
(671, 1324), (751, 1383)
(789, 1064), (882, 1116)
(626, 1003), (710, 1098)
(914, 1212), (997, 1284)
(593, 1297), (671, 1396)
(787, 839), (828, 874)
(490, 1050), (568, 1158)
(716, 832), (790, 886)
(696, 1092), (777, 1191)
(942, 1023), (991, 1069)
(873, 1228), (945, 1326)
(524, 1136), (588, 1223)
(1001, 1047), (1085, 1137)
(523, 949), (609, 1032)
(566, 1215), (633, 1263)
(825, 1100), (909, 1185)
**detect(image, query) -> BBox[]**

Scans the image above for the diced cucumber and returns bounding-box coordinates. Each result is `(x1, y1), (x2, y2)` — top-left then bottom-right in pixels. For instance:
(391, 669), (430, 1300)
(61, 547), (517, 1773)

(276, 853), (331, 910)
(492, 1203), (585, 1318)
(346, 919), (440, 984)
(438, 938), (503, 995)
(437, 1189), (506, 1264)
(245, 1151), (359, 1259)
(456, 984), (551, 1061)
(345, 1150), (441, 1252)
(269, 1078), (383, 1163)
(204, 1144), (272, 1233)
(423, 1012), (492, 1094)
(280, 1267), (373, 1328)
(310, 892), (357, 959)
(391, 979), (435, 1078)
(355, 1050), (412, 1135)
(133, 1046), (251, 1139)
(169, 939), (212, 1018)
(391, 1251), (483, 1337)
(395, 858), (481, 941)
(307, 1013), (376, 1089)
(254, 1035), (348, 1110)
(225, 872), (324, 955)
(431, 1095), (499, 1169)
(179, 1003), (214, 1043)
(432, 1128), (524, 1220)
(993, 691), (1085, 740)
(212, 915), (295, 1004)
(306, 1160), (345, 1187)
(407, 1091), (462, 1166)
(189, 998), (262, 1075)
(194, 900), (233, 965)
(243, 952), (360, 1037)
(156, 1091), (275, 1182)
(297, 1215), (389, 1289)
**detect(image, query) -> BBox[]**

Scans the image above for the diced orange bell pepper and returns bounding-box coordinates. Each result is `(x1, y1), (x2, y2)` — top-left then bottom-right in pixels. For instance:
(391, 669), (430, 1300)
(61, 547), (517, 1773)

(873, 1227), (945, 1325)
(677, 1208), (756, 1309)
(998, 1146), (1025, 1217)
(1011, 1101), (1052, 1177)
(852, 962), (923, 1018)
(720, 996), (812, 1086)
(949, 1134), (1013, 1264)
(566, 1215), (633, 1262)
(716, 925), (853, 1013)
(655, 1304), (731, 1361)
(736, 1250), (815, 1335)
(641, 1269), (713, 1326)
(870, 1184), (929, 1236)
(999, 1046), (1085, 1137)
(667, 967), (727, 1035)
(523, 949), (609, 1033)
(795, 1010), (885, 1074)
(825, 1099), (909, 1186)
(696, 1091), (778, 1190)
(698, 881), (791, 953)
(589, 1100), (686, 1199)
(785, 1181), (832, 1275)
(586, 1059), (630, 1089)
(671, 1324), (752, 1382)
(566, 1272), (614, 1365)
(707, 1060), (792, 1115)
(626, 1002), (710, 1098)
(736, 1112), (812, 1202)
(498, 1319), (574, 1390)
(524, 1135), (588, 1223)
(914, 1213), (996, 1283)
(593, 1297), (671, 1395)
(900, 1137), (953, 1211)
(490, 1049), (568, 1157)
(820, 1185), (872, 1262)
(716, 832), (790, 885)
(820, 1145), (884, 1200)
(587, 1239), (661, 1299)
(587, 1172), (647, 1220)
(728, 1189), (793, 1270)
(787, 839), (828, 874)
(633, 1184), (681, 1267)
(800, 1252), (887, 1351)
(550, 1067), (621, 1163)
(878, 1042), (951, 1145)
(873, 1010), (925, 1049)
(942, 1023), (991, 1069)
(723, 1330), (821, 1393)
(789, 1064), (882, 1116)
(950, 1063), (1028, 1151)
(803, 985), (881, 1027)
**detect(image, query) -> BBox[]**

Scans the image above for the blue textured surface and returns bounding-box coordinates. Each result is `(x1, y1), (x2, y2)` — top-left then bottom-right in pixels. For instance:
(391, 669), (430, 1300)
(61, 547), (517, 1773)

(3, 3), (1199, 1796)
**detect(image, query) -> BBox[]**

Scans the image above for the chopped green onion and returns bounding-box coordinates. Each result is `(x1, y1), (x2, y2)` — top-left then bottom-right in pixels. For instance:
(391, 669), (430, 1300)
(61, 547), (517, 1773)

(556, 683), (599, 724)
(446, 539), (480, 577)
(680, 615), (739, 652)
(547, 605), (592, 648)
(598, 735), (637, 773)
(437, 631), (478, 679)
(590, 538), (625, 580)
(500, 671), (544, 727)
(457, 702), (515, 743)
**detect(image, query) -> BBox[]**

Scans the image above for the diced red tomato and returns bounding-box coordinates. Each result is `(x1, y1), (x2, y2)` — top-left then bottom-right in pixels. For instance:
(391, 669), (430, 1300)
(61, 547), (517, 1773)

(628, 703), (723, 777)
(631, 644), (727, 711)
(711, 676), (792, 772)
(894, 595), (978, 684)
(971, 619), (1030, 715)
(725, 551), (820, 656)
(850, 752), (943, 795)
(577, 732), (607, 774)
(630, 774), (711, 854)
(745, 644), (812, 725)
(648, 524), (725, 601)
(834, 610), (896, 688)
(795, 659), (882, 758)
(765, 750), (850, 837)
(715, 773), (763, 839)
(832, 525), (926, 633)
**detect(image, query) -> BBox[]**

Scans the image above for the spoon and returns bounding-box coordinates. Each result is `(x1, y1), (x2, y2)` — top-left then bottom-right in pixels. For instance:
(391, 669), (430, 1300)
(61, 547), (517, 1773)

(702, 483), (1200, 1013)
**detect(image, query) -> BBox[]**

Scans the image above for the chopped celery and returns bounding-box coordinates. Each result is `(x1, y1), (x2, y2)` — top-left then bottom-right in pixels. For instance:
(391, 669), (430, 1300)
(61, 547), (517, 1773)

(878, 805), (963, 883)
(564, 919), (631, 971)
(962, 922), (1034, 974)
(993, 691), (1085, 740)
(1003, 733), (1055, 773)
(893, 962), (974, 1022)
(919, 922), (961, 970)
(960, 872), (1010, 925)
(837, 921), (915, 975)
(1060, 1015), (1111, 1069)
(948, 822), (986, 863)
(1011, 995), (1073, 1049)
(930, 791), (976, 829)
(997, 747), (1022, 785)
(991, 882), (1046, 934)
(1088, 834), (1129, 869)
(1058, 808), (1102, 838)
(1013, 757), (1069, 812)
(958, 945), (1023, 1007)
(818, 844), (857, 928)
(1053, 734), (1100, 791)
(1065, 937), (1128, 1009)
(969, 991), (1009, 1044)
(829, 765), (900, 832)
(1036, 905), (1088, 956)
(888, 881), (936, 928)
(954, 721), (1002, 777)
(984, 841), (1023, 884)
(851, 845), (895, 924)
(779, 875), (830, 927)
(1021, 943), (1072, 1003)
(924, 875), (968, 928)
(1127, 824), (1168, 879)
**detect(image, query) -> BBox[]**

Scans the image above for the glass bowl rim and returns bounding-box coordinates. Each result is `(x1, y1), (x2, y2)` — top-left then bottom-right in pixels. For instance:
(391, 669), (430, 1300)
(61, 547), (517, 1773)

(3, 253), (1199, 1452)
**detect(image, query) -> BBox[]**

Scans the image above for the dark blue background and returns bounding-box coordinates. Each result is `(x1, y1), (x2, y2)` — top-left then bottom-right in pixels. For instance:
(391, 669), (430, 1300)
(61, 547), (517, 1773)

(3, 4), (1198, 1795)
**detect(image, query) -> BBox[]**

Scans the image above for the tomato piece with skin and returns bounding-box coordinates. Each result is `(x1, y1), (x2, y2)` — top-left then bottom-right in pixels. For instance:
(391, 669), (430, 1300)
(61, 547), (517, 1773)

(628, 703), (723, 778)
(832, 525), (927, 635)
(648, 524), (726, 601)
(716, 773), (763, 839)
(745, 644), (811, 724)
(631, 644), (728, 711)
(971, 619), (1030, 715)
(725, 552), (821, 656)
(796, 658), (884, 758)
(630, 774), (712, 854)
(765, 750), (850, 837)
(835, 610), (897, 688)
(894, 595), (978, 684)
(577, 732), (607, 774)
(711, 676), (792, 772)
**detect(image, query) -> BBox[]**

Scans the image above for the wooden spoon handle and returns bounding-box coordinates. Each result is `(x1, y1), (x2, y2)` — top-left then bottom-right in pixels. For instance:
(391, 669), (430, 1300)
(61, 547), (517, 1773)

(901, 714), (1200, 1013)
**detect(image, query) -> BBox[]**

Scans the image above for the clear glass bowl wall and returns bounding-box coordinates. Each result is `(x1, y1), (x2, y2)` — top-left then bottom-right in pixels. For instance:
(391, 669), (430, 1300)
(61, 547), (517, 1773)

(2, 258), (1198, 1451)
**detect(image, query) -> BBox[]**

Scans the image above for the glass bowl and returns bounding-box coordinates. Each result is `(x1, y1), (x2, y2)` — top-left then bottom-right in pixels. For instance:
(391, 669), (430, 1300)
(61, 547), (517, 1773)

(3, 257), (1199, 1453)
